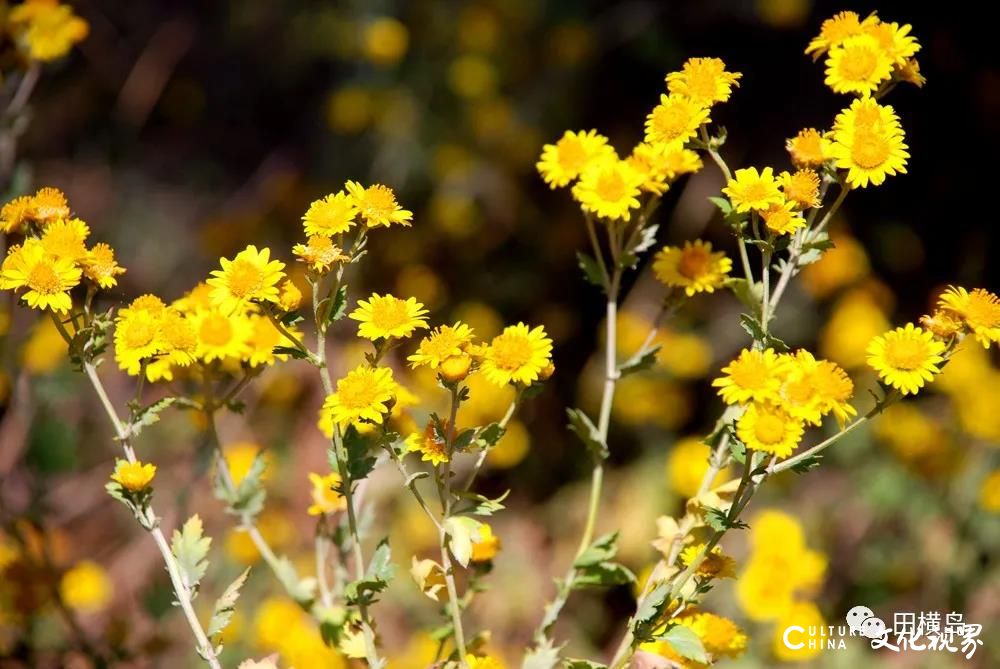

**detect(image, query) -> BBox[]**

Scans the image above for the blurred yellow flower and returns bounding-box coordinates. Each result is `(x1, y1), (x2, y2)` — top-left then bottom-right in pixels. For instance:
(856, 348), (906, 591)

(362, 17), (409, 66)
(666, 436), (727, 499)
(307, 472), (346, 516)
(680, 544), (736, 579)
(537, 130), (615, 189)
(226, 511), (293, 564)
(801, 232), (869, 298)
(447, 55), (497, 99)
(466, 654), (504, 669)
(805, 10), (867, 59)
(683, 611), (747, 659)
(612, 374), (691, 429)
(223, 442), (270, 487)
(486, 419), (529, 469)
(772, 601), (826, 661)
(937, 286), (1000, 348)
(980, 471), (1000, 513)
(470, 523), (501, 563)
(21, 317), (68, 374)
(8, 0), (89, 62)
(819, 288), (890, 367)
(193, 308), (253, 363)
(60, 560), (112, 613)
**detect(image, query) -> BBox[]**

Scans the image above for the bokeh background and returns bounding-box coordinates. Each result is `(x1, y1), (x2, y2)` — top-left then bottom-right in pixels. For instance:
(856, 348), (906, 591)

(1, 1), (998, 668)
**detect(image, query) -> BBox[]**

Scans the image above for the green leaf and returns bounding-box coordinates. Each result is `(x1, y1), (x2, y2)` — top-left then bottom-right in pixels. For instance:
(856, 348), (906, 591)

(797, 232), (835, 267)
(129, 397), (179, 437)
(707, 196), (732, 215)
(273, 556), (316, 605)
(326, 284), (350, 324)
(631, 581), (671, 642)
(345, 538), (395, 605)
(565, 662), (607, 669)
(573, 561), (636, 588)
(476, 422), (506, 449)
(728, 434), (747, 465)
(171, 515), (211, 592)
(207, 567), (250, 638)
(658, 625), (708, 663)
(454, 489), (510, 517)
(705, 506), (748, 532)
(453, 428), (477, 452)
(444, 516), (484, 568)
(576, 252), (605, 287)
(574, 532), (619, 568)
(566, 408), (608, 461)
(272, 345), (310, 360)
(280, 311), (304, 326)
(343, 426), (378, 485)
(617, 344), (661, 377)
(738, 314), (789, 351)
(790, 455), (823, 473)
(231, 452), (268, 518)
(725, 278), (762, 319)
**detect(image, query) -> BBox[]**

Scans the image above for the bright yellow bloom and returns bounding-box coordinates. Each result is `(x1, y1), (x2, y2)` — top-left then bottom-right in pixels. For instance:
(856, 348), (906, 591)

(980, 471), (1000, 513)
(680, 544), (736, 579)
(786, 128), (833, 168)
(831, 126), (909, 189)
(465, 654), (504, 669)
(193, 308), (253, 363)
(920, 310), (963, 340)
(39, 218), (89, 263)
(172, 282), (214, 314)
(111, 459), (157, 491)
(302, 191), (357, 237)
(655, 142), (704, 179)
(571, 156), (644, 222)
(408, 322), (475, 369)
(81, 243), (126, 289)
(773, 601), (825, 661)
(349, 293), (429, 340)
(470, 523), (501, 563)
(277, 280), (302, 312)
(0, 195), (35, 233)
(223, 442), (271, 487)
(867, 323), (946, 395)
(712, 348), (786, 405)
(779, 169), (822, 210)
(652, 240), (731, 296)
(307, 472), (346, 516)
(833, 96), (902, 136)
(293, 235), (349, 272)
(824, 34), (893, 96)
(481, 323), (553, 387)
(31, 186), (72, 225)
(536, 129), (616, 188)
(864, 19), (920, 66)
(405, 421), (449, 465)
(8, 0), (89, 62)
(665, 57), (742, 107)
(247, 314), (300, 367)
(208, 245), (286, 315)
(682, 611), (747, 659)
(736, 403), (804, 458)
(60, 561), (112, 614)
(319, 365), (396, 434)
(146, 308), (197, 381)
(0, 240), (81, 312)
(114, 295), (165, 374)
(805, 10), (868, 59)
(779, 350), (856, 426)
(345, 181), (412, 228)
(644, 94), (710, 146)
(937, 286), (1000, 348)
(722, 166), (783, 213)
(666, 436), (728, 499)
(898, 57), (926, 87)
(760, 200), (806, 235)
(626, 143), (670, 196)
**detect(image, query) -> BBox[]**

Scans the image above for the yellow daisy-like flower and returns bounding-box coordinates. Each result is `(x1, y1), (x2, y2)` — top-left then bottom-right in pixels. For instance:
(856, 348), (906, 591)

(937, 286), (1000, 348)
(760, 200), (806, 236)
(302, 191), (357, 237)
(192, 308), (253, 363)
(0, 239), (81, 313)
(405, 421), (449, 465)
(81, 243), (126, 289)
(148, 308), (197, 380)
(920, 309), (963, 340)
(898, 58), (926, 88)
(408, 322), (475, 369)
(786, 128), (834, 168)
(114, 296), (166, 374)
(652, 240), (731, 296)
(779, 169), (822, 210)
(864, 20), (920, 66)
(471, 523), (501, 563)
(626, 143), (670, 196)
(31, 186), (72, 225)
(665, 57), (742, 107)
(571, 157), (645, 222)
(644, 94), (710, 146)
(306, 472), (346, 516)
(656, 142), (704, 179)
(319, 365), (396, 434)
(481, 322), (553, 387)
(59, 561), (112, 614)
(111, 459), (157, 492)
(682, 611), (748, 659)
(779, 350), (856, 426)
(712, 348), (786, 405)
(867, 323), (946, 395)
(345, 180), (413, 228)
(680, 544), (736, 579)
(824, 34), (894, 96)
(40, 217), (90, 263)
(805, 10), (868, 60)
(536, 129), (616, 189)
(246, 314), (300, 367)
(171, 282), (214, 314)
(349, 293), (429, 340)
(208, 245), (286, 315)
(292, 235), (349, 273)
(833, 96), (902, 136)
(736, 403), (804, 458)
(1, 195), (35, 233)
(8, 0), (89, 62)
(277, 279), (302, 312)
(722, 166), (783, 213)
(831, 128), (909, 189)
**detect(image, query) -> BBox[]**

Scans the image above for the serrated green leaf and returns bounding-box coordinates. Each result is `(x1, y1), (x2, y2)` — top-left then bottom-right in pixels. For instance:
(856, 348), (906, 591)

(728, 435), (747, 465)
(455, 489), (510, 517)
(345, 538), (395, 605)
(326, 284), (350, 324)
(576, 252), (605, 287)
(573, 561), (635, 588)
(574, 532), (619, 568)
(617, 344), (660, 377)
(207, 567), (250, 638)
(658, 625), (709, 663)
(171, 515), (211, 592)
(129, 397), (179, 436)
(343, 426), (378, 485)
(631, 581), (671, 642)
(566, 408), (608, 461)
(476, 422), (506, 449)
(738, 314), (789, 351)
(453, 428), (477, 451)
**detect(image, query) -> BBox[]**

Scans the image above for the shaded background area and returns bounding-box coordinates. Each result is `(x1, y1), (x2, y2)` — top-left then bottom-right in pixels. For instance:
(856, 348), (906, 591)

(2, 1), (998, 668)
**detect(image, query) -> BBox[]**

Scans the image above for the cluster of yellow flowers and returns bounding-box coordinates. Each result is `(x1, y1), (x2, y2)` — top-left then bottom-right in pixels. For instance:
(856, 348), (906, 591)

(2, 0), (88, 63)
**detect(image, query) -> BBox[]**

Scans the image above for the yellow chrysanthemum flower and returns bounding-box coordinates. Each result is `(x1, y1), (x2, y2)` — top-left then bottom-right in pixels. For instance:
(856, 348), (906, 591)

(898, 57), (926, 87)
(145, 308), (197, 381)
(680, 544), (736, 579)
(192, 308), (253, 363)
(712, 348), (786, 405)
(345, 180), (413, 228)
(786, 128), (834, 168)
(536, 129), (616, 188)
(644, 94), (710, 146)
(292, 235), (349, 273)
(666, 57), (742, 107)
(408, 322), (475, 369)
(40, 218), (90, 263)
(405, 421), (449, 465)
(247, 314), (301, 367)
(864, 20), (920, 66)
(920, 309), (964, 340)
(778, 350), (856, 426)
(831, 127), (909, 189)
(652, 240), (731, 296)
(833, 96), (902, 136)
(81, 243), (126, 289)
(666, 436), (729, 499)
(571, 157), (644, 222)
(471, 523), (501, 563)
(682, 611), (748, 659)
(319, 365), (397, 434)
(805, 10), (868, 60)
(31, 186), (72, 225)
(656, 142), (704, 179)
(867, 323), (947, 395)
(208, 245), (286, 315)
(349, 293), (429, 340)
(937, 286), (1000, 348)
(626, 143), (670, 196)
(110, 459), (157, 491)
(306, 472), (346, 516)
(302, 191), (357, 237)
(481, 322), (553, 387)
(779, 169), (822, 210)
(1, 195), (35, 233)
(722, 166), (783, 213)
(171, 282), (214, 314)
(824, 34), (894, 96)
(0, 239), (81, 313)
(59, 561), (112, 614)
(114, 296), (166, 374)
(736, 403), (804, 458)
(8, 0), (89, 62)
(760, 200), (806, 235)
(277, 279), (302, 312)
